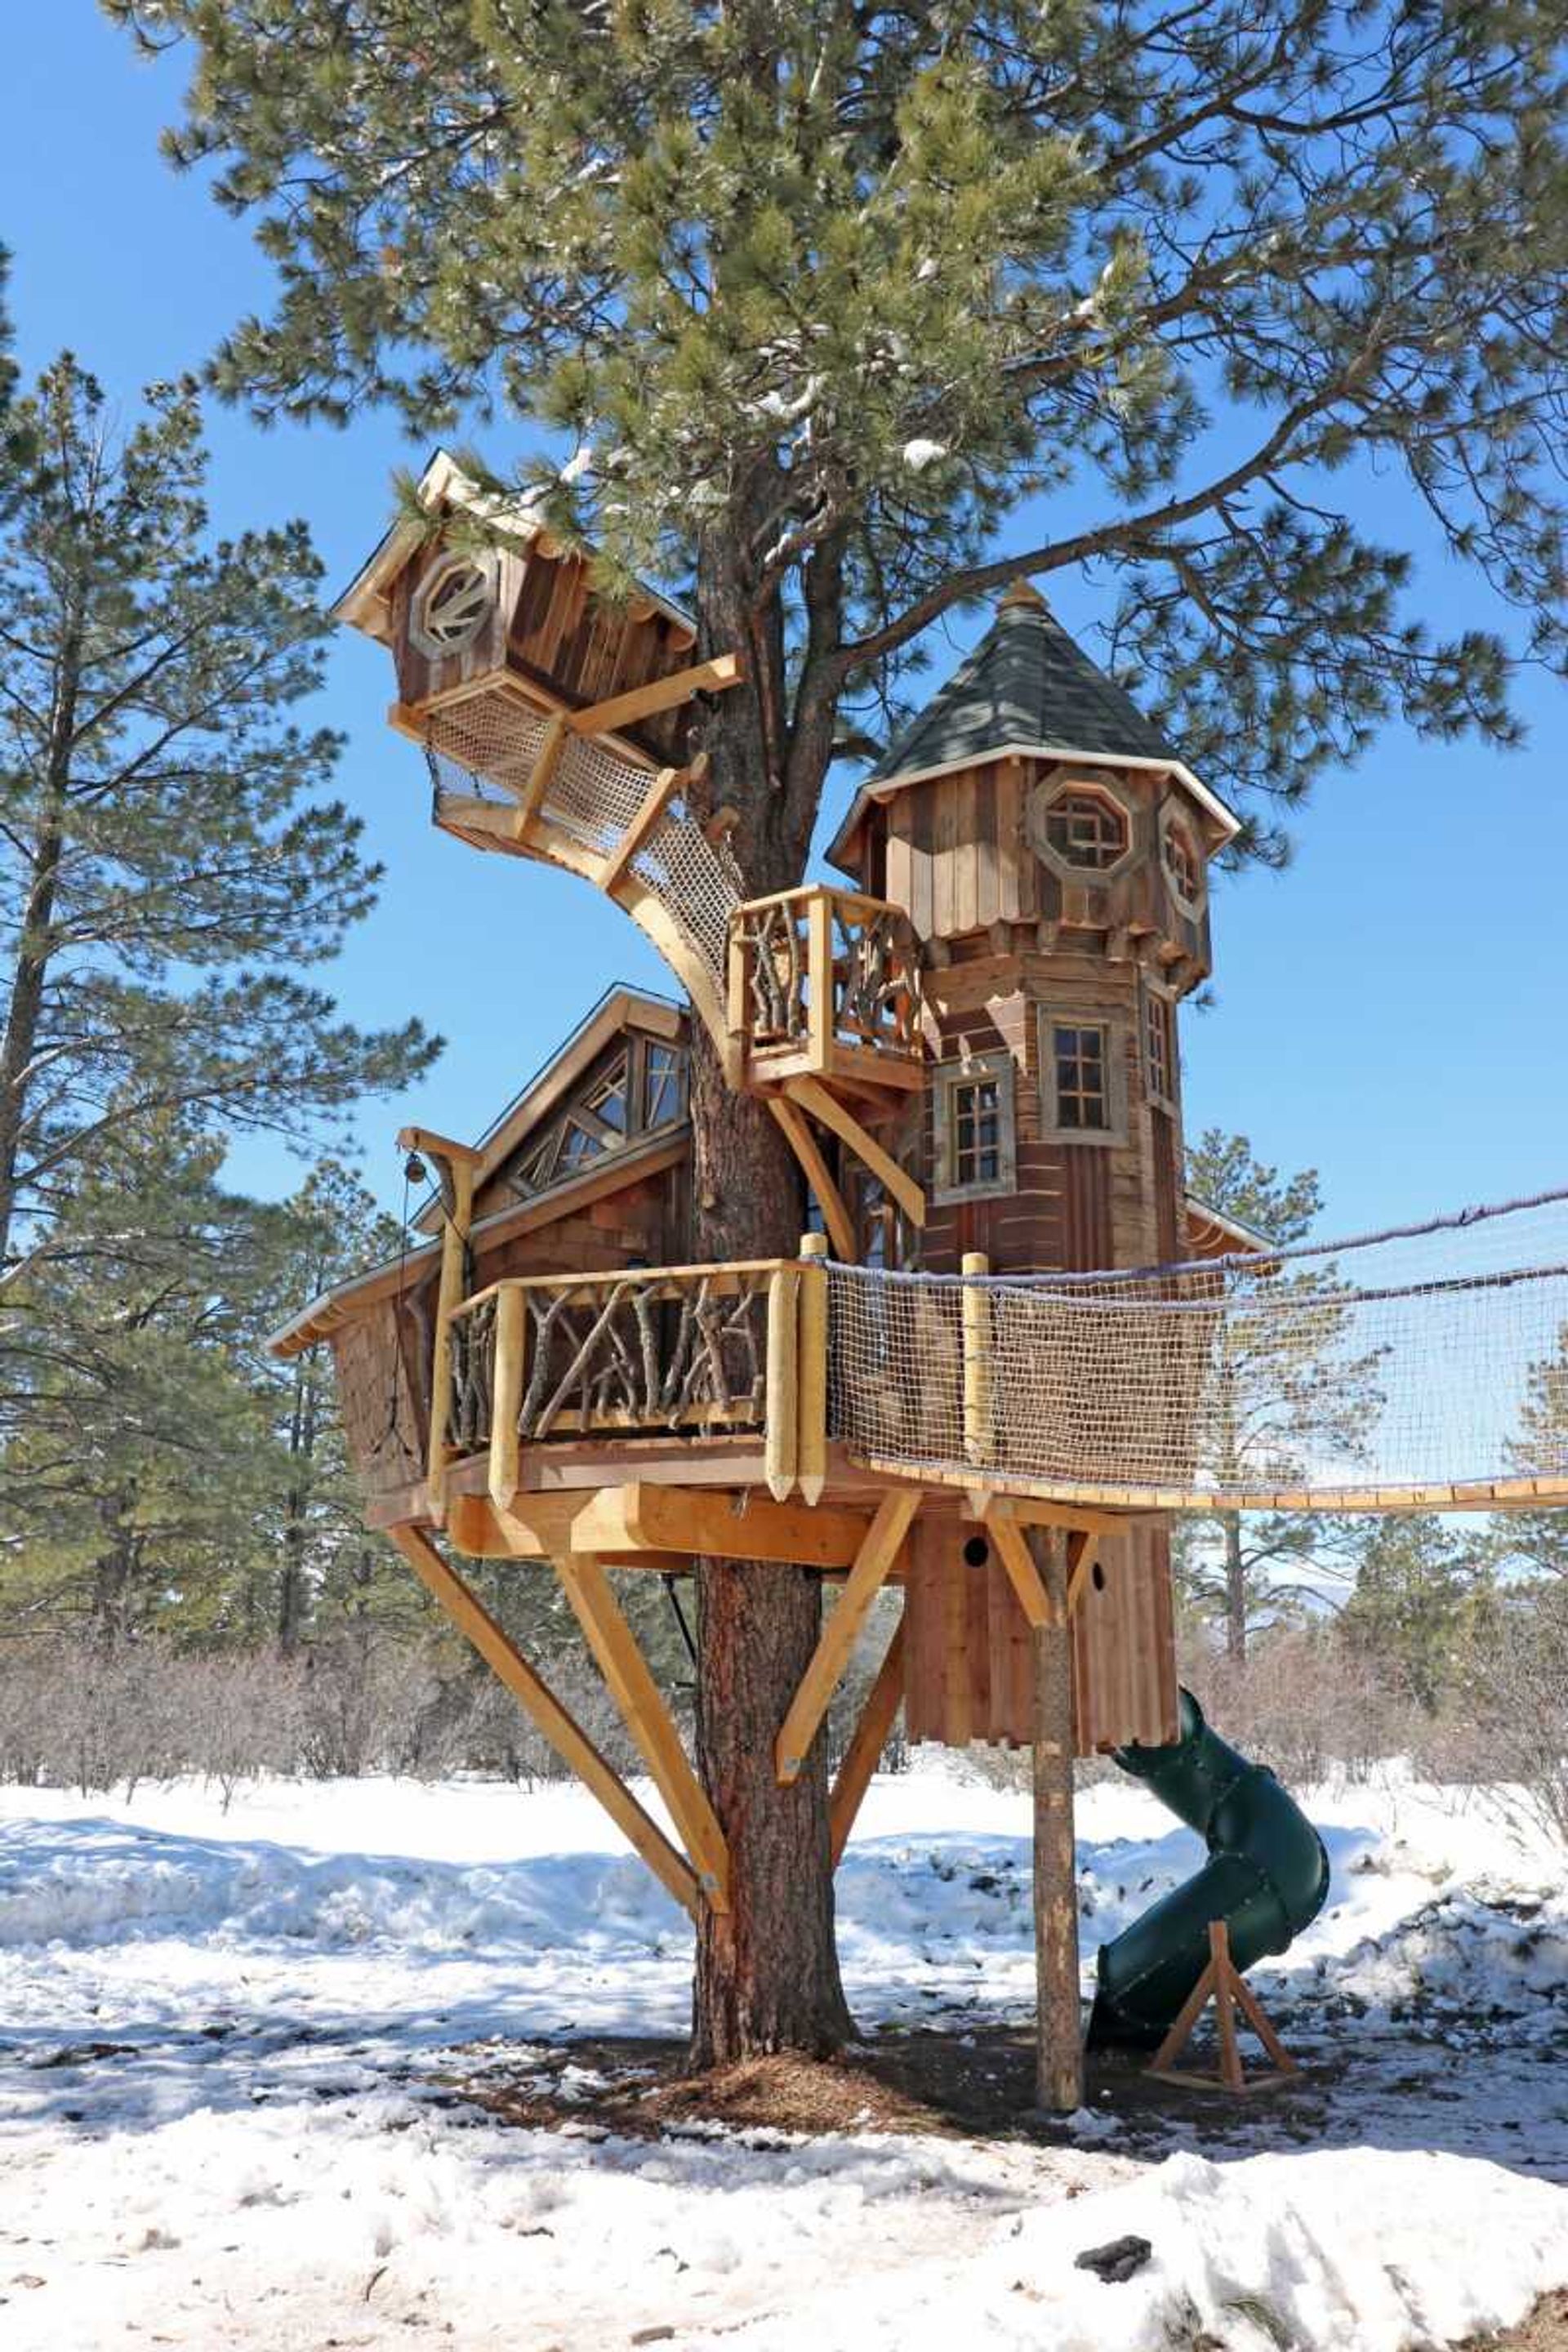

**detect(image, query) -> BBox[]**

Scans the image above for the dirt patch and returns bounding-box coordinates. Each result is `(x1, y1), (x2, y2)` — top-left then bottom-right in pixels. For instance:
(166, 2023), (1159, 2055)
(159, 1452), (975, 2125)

(1468, 2292), (1568, 2350)
(432, 2023), (1338, 2149)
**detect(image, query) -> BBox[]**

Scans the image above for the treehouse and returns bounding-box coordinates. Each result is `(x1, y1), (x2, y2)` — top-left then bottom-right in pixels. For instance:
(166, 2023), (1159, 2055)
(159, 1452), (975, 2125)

(270, 450), (1269, 1931)
(273, 453), (1568, 2114)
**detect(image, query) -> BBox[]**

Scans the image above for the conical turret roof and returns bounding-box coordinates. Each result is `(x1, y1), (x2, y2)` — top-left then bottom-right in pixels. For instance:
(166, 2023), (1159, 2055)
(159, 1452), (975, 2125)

(829, 581), (1237, 875)
(867, 581), (1180, 784)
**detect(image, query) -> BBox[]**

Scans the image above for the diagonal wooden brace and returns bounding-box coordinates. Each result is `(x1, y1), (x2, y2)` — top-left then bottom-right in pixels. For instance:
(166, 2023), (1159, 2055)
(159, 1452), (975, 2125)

(553, 1552), (730, 1910)
(774, 1488), (920, 1784)
(389, 1526), (698, 1919)
(828, 1617), (906, 1867)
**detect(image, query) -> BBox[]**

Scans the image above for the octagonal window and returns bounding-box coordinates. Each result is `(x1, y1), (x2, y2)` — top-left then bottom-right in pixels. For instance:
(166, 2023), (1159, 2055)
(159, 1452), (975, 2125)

(1044, 787), (1129, 873)
(411, 555), (492, 660)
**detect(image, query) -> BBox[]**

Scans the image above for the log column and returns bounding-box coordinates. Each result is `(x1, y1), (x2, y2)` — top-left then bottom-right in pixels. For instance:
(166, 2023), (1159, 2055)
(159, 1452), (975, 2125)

(1030, 1526), (1083, 2113)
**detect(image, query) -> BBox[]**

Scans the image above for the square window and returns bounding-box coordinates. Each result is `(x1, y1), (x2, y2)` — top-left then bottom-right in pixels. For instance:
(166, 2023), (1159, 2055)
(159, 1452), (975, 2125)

(1042, 1013), (1124, 1143)
(934, 1054), (1015, 1202)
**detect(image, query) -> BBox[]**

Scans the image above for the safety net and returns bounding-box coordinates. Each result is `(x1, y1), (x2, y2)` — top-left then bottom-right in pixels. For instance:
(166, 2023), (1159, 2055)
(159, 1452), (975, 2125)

(825, 1188), (1568, 1509)
(422, 688), (744, 1012)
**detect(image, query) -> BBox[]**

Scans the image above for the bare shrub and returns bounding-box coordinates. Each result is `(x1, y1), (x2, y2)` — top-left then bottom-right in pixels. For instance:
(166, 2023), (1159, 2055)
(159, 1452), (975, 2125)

(1182, 1627), (1414, 1789)
(1436, 1587), (1568, 1847)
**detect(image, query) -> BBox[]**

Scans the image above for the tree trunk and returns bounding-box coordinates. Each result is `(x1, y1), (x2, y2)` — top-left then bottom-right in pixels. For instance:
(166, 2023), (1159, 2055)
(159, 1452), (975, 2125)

(1224, 1513), (1247, 1664)
(278, 1354), (318, 1652)
(687, 1022), (853, 2067)
(0, 629), (78, 1272)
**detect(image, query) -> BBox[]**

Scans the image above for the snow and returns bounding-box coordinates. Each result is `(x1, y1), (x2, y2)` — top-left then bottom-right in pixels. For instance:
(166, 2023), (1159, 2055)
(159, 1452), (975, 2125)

(901, 437), (948, 470)
(2, 1757), (1566, 2350)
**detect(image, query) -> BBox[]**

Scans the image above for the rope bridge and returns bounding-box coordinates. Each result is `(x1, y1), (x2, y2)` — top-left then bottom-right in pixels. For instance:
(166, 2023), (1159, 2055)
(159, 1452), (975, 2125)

(826, 1187), (1568, 1512)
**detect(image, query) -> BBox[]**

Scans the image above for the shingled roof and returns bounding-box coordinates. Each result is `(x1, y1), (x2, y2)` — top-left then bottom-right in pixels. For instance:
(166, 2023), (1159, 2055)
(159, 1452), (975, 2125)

(867, 581), (1181, 784)
(828, 581), (1237, 875)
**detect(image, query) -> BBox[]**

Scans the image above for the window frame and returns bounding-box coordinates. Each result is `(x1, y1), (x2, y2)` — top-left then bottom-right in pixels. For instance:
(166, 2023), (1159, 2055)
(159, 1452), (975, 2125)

(933, 1052), (1017, 1205)
(408, 550), (497, 662)
(1159, 800), (1207, 917)
(1039, 1008), (1129, 1147)
(1141, 978), (1179, 1114)
(1027, 770), (1138, 885)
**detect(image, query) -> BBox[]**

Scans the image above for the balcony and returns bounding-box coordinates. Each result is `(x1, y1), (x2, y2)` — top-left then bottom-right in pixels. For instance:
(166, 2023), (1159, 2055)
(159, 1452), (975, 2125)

(727, 886), (924, 1102)
(436, 1255), (831, 1515)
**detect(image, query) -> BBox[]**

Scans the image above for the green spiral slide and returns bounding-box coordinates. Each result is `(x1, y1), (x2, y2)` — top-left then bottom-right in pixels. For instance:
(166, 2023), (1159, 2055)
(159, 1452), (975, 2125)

(1085, 1686), (1331, 2050)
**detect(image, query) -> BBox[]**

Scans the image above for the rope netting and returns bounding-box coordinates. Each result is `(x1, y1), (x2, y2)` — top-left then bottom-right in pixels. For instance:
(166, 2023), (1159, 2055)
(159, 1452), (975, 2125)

(826, 1189), (1568, 1508)
(423, 688), (744, 1007)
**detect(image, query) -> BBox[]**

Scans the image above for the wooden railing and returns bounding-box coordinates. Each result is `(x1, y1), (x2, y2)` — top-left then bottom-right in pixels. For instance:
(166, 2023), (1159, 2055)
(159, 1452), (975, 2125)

(434, 1246), (832, 1512)
(727, 886), (924, 1096)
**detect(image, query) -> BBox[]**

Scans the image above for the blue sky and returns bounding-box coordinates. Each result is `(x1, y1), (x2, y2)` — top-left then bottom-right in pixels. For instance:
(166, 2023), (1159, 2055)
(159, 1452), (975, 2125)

(3, 7), (1565, 1236)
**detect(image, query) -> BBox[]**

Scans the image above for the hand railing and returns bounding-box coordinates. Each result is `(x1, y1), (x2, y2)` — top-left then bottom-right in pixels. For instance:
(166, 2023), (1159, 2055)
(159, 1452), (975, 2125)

(726, 885), (924, 1093)
(435, 1250), (831, 1512)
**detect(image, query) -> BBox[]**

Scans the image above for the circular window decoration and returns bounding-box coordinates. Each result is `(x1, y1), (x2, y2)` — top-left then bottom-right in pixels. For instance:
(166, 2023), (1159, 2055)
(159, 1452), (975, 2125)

(1161, 811), (1205, 911)
(1045, 787), (1129, 872)
(411, 555), (492, 660)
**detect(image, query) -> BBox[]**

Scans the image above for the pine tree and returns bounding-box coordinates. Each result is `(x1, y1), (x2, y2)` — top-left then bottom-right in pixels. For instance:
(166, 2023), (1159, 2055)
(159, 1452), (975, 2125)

(1339, 1514), (1493, 1713)
(1498, 1320), (1568, 1582)
(109, 0), (1568, 2059)
(0, 1118), (287, 1645)
(1176, 1131), (1373, 1661)
(0, 355), (439, 1298)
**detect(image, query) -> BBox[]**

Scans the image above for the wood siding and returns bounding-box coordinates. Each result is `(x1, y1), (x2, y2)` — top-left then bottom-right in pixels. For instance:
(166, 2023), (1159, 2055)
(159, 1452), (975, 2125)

(392, 537), (693, 762)
(902, 1515), (1178, 1754)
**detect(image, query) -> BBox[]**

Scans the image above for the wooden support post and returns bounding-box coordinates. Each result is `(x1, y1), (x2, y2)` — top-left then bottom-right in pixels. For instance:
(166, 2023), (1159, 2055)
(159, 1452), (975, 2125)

(775, 1488), (920, 1784)
(764, 1263), (800, 1501)
(828, 1618), (906, 1867)
(807, 889), (835, 1074)
(403, 1137), (479, 1526)
(1031, 1527), (1083, 2114)
(387, 1526), (697, 1920)
(961, 1251), (994, 1474)
(554, 1552), (730, 1910)
(797, 1231), (830, 1506)
(488, 1284), (527, 1513)
(984, 1501), (1054, 1627)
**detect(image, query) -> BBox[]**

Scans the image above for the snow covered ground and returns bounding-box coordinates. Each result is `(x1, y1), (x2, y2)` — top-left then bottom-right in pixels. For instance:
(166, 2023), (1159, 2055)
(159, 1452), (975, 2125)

(2, 1757), (1566, 2350)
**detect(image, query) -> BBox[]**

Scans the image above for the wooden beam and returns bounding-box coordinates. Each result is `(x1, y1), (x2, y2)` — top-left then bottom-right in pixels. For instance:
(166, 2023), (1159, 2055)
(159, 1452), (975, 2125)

(388, 1526), (697, 1919)
(568, 1481), (873, 1569)
(983, 1503), (1056, 1628)
(564, 652), (743, 741)
(598, 762), (685, 896)
(1065, 1530), (1099, 1616)
(554, 1552), (729, 1910)
(807, 889), (834, 1074)
(425, 1152), (475, 1522)
(767, 1095), (857, 1260)
(828, 1617), (906, 1868)
(782, 1075), (926, 1228)
(396, 1125), (483, 1169)
(775, 1488), (920, 1784)
(961, 1250), (993, 1471)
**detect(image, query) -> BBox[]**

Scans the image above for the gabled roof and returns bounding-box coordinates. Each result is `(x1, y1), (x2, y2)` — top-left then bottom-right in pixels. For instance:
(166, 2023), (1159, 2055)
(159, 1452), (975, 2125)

(332, 447), (697, 649)
(412, 985), (686, 1235)
(828, 581), (1238, 874)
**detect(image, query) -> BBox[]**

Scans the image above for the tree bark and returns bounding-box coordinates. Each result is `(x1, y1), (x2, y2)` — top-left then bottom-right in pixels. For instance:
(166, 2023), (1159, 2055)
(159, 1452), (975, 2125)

(686, 1023), (853, 2067)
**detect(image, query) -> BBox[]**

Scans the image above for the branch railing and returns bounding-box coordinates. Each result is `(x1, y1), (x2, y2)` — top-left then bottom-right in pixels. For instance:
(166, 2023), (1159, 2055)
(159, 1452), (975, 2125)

(727, 885), (924, 1095)
(438, 1252), (831, 1511)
